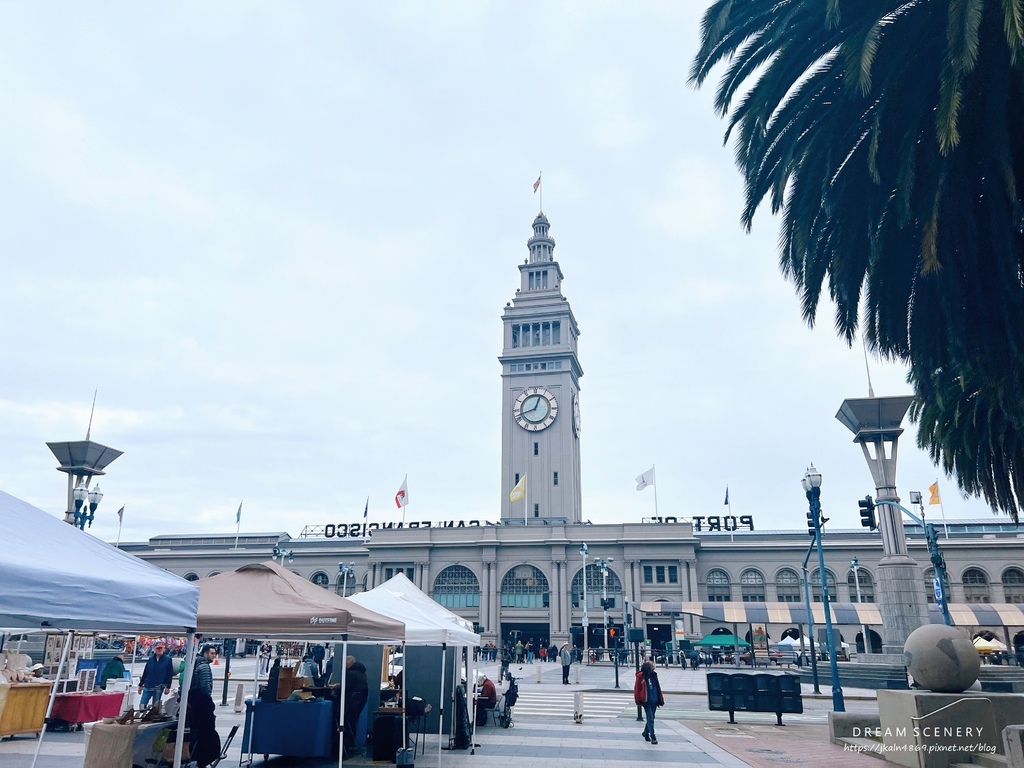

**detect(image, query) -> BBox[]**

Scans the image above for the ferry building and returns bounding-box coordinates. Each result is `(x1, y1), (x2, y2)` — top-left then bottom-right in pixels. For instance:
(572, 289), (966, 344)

(119, 214), (1024, 655)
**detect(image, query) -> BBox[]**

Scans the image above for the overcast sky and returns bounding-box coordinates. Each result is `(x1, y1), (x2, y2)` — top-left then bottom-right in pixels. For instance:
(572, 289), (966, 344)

(0, 3), (1005, 544)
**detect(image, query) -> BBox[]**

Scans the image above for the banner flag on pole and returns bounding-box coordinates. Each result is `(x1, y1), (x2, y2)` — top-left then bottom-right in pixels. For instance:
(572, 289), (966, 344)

(236, 501), (243, 524)
(363, 497), (369, 521)
(928, 482), (941, 505)
(533, 175), (541, 193)
(724, 486), (729, 505)
(117, 505), (125, 523)
(509, 474), (527, 503)
(635, 467), (655, 491)
(395, 476), (409, 508)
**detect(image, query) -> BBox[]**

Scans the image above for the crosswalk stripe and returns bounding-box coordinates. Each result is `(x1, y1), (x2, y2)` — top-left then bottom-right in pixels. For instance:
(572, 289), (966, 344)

(509, 690), (633, 718)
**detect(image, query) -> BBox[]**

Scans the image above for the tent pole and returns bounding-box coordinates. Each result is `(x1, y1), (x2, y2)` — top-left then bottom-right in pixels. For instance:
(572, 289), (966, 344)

(338, 637), (348, 768)
(469, 645), (478, 755)
(29, 629), (73, 768)
(401, 641), (407, 757)
(173, 631), (199, 768)
(437, 642), (446, 765)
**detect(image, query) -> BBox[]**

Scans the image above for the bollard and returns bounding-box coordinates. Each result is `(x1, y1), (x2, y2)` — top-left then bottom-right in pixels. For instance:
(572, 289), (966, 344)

(573, 692), (584, 723)
(233, 683), (245, 713)
(574, 665), (581, 684)
(536, 665), (542, 684)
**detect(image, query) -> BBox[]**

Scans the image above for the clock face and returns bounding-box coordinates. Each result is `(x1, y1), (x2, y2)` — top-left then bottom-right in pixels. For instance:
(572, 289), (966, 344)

(513, 387), (558, 431)
(573, 394), (581, 436)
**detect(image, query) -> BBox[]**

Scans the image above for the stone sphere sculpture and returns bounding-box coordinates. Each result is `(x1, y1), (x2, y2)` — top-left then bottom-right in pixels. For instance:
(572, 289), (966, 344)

(904, 624), (980, 693)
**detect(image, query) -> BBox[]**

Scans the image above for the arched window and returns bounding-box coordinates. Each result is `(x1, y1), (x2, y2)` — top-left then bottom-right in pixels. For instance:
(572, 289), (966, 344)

(775, 569), (801, 603)
(963, 568), (990, 603)
(740, 569), (765, 602)
(924, 567), (937, 603)
(433, 565), (480, 608)
(184, 573), (199, 582)
(706, 569), (731, 602)
(310, 572), (330, 588)
(810, 569), (836, 602)
(208, 571), (222, 578)
(501, 565), (550, 608)
(848, 568), (874, 603)
(571, 564), (622, 610)
(1003, 568), (1024, 603)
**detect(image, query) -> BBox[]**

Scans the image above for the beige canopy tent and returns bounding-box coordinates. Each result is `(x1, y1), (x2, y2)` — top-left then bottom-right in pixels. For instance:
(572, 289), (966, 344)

(194, 561), (405, 768)
(196, 561), (404, 641)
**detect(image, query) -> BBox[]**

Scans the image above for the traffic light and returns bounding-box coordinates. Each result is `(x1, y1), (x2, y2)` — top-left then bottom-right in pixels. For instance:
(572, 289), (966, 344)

(806, 509), (816, 536)
(608, 628), (617, 639)
(858, 496), (876, 530)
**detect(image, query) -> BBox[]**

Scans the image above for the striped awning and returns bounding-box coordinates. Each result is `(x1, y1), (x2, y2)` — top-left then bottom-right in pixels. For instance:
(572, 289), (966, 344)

(637, 601), (1024, 628)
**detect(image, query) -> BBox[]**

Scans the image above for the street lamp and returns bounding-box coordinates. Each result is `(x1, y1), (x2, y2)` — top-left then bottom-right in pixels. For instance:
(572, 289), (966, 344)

(580, 542), (589, 664)
(338, 562), (355, 598)
(272, 546), (294, 565)
(595, 558), (614, 654)
(802, 464), (845, 712)
(851, 557), (870, 655)
(71, 483), (103, 530)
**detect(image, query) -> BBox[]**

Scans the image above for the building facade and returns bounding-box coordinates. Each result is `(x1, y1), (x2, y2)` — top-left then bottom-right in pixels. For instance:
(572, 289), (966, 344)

(119, 214), (1024, 652)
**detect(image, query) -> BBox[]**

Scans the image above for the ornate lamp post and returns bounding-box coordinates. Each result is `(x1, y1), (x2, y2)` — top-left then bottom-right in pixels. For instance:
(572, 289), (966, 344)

(802, 465), (845, 712)
(850, 557), (870, 654)
(595, 557), (614, 654)
(71, 483), (104, 530)
(272, 546), (294, 566)
(580, 542), (589, 663)
(338, 562), (355, 597)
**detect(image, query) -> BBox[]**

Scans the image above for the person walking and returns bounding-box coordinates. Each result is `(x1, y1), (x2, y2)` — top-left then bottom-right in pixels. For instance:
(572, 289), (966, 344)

(343, 655), (369, 759)
(633, 660), (665, 744)
(188, 644), (221, 768)
(559, 643), (572, 684)
(138, 642), (174, 709)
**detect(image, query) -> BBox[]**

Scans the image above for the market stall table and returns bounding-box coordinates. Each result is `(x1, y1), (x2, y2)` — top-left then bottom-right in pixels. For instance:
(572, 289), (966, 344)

(49, 690), (125, 728)
(82, 719), (174, 768)
(242, 698), (333, 760)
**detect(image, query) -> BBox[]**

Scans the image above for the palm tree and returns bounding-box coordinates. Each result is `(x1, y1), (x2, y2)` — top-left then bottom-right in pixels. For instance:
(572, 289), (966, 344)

(691, 0), (1024, 519)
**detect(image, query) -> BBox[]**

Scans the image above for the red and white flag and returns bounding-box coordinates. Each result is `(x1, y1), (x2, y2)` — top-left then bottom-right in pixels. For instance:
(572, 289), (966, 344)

(395, 475), (409, 508)
(533, 175), (541, 193)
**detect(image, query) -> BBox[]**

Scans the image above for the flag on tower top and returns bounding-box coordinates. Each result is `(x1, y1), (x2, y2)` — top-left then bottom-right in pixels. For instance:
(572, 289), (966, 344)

(395, 476), (409, 508)
(635, 467), (655, 491)
(533, 175), (541, 193)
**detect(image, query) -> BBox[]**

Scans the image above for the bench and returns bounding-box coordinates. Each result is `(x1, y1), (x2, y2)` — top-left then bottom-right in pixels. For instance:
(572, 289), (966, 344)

(707, 670), (803, 726)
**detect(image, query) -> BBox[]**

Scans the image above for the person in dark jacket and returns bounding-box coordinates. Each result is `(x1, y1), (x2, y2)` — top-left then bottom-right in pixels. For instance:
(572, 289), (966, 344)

(99, 654), (127, 689)
(633, 660), (665, 744)
(343, 656), (369, 759)
(187, 644), (220, 768)
(138, 643), (174, 708)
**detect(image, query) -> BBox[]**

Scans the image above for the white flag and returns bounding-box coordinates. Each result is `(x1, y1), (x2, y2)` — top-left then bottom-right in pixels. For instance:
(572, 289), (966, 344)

(635, 467), (655, 491)
(394, 475), (409, 508)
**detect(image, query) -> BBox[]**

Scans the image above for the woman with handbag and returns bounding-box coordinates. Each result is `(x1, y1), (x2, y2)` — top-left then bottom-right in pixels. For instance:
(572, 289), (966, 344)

(633, 660), (665, 744)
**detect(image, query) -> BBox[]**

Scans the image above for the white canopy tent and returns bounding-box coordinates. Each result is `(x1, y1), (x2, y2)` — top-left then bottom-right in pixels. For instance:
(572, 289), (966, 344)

(349, 573), (480, 762)
(0, 489), (200, 768)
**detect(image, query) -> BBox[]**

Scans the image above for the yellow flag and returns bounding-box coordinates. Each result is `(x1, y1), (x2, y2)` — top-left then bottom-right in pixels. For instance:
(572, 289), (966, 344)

(509, 474), (527, 503)
(928, 481), (941, 505)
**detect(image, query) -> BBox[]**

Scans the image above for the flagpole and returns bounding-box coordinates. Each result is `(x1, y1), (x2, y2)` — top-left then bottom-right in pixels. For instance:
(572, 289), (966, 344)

(936, 478), (949, 538)
(538, 171), (542, 212)
(653, 464), (659, 518)
(234, 501), (242, 549)
(115, 513), (123, 548)
(363, 496), (370, 540)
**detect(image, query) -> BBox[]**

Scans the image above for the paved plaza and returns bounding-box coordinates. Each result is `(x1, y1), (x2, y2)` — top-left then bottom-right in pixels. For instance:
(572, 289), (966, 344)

(0, 657), (883, 767)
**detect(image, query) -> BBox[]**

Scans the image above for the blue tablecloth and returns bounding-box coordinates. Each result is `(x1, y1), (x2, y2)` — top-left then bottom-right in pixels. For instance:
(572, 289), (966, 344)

(242, 698), (334, 758)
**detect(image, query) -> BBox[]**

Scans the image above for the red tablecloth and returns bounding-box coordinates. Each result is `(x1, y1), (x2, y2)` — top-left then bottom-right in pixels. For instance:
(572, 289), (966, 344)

(50, 691), (124, 724)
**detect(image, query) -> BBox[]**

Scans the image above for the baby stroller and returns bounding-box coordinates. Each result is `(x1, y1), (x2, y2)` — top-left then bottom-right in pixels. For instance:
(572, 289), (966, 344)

(495, 672), (519, 728)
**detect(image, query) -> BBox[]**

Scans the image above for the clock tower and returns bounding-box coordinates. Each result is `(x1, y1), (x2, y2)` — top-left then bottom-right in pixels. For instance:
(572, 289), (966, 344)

(499, 213), (583, 524)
